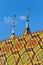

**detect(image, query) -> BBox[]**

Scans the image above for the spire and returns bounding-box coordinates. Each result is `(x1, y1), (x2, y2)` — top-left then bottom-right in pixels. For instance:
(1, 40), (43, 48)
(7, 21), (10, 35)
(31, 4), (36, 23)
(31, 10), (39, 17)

(10, 15), (16, 39)
(24, 8), (31, 35)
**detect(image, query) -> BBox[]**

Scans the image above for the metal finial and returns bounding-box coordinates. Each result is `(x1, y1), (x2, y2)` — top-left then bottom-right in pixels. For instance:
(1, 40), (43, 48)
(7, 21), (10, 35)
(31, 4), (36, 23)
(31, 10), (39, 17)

(26, 8), (30, 21)
(26, 8), (31, 33)
(13, 15), (16, 20)
(12, 15), (16, 35)
(28, 8), (30, 11)
(26, 8), (30, 28)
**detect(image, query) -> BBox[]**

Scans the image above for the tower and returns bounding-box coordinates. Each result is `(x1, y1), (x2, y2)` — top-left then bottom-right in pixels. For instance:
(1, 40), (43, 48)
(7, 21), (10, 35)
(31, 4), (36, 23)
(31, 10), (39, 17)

(10, 15), (16, 39)
(24, 8), (31, 35)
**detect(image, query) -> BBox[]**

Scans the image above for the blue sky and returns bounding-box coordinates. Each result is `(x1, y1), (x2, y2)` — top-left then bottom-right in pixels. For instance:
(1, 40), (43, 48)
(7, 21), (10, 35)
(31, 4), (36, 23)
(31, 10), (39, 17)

(0, 0), (43, 41)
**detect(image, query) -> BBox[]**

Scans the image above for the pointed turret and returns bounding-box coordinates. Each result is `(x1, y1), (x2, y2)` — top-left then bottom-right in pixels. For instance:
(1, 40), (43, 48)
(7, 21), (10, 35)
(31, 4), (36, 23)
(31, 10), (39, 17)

(10, 15), (16, 39)
(24, 8), (31, 35)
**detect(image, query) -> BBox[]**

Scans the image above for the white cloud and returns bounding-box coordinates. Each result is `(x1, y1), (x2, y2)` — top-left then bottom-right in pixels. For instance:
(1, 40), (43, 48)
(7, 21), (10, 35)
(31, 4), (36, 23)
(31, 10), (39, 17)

(4, 16), (12, 23)
(4, 16), (17, 25)
(20, 16), (26, 20)
(4, 16), (25, 24)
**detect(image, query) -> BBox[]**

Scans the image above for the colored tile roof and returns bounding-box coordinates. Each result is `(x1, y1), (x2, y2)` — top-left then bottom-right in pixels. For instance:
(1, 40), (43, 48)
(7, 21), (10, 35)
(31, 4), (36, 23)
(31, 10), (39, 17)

(0, 31), (43, 65)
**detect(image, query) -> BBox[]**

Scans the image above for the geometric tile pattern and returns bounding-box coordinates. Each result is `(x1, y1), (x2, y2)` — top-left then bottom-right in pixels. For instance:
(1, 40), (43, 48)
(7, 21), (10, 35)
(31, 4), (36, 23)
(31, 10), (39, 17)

(0, 31), (43, 65)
